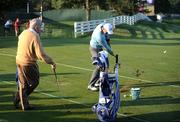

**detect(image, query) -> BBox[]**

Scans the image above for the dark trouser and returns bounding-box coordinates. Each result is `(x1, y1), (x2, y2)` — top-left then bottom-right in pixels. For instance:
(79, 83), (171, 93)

(4, 27), (10, 36)
(16, 64), (39, 110)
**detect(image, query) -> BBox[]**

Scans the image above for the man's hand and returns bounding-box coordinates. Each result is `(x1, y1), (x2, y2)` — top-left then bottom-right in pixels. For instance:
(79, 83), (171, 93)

(111, 52), (115, 57)
(51, 63), (56, 70)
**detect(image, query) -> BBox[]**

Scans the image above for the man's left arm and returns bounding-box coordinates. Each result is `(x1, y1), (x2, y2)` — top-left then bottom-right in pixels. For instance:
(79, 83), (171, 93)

(105, 33), (111, 47)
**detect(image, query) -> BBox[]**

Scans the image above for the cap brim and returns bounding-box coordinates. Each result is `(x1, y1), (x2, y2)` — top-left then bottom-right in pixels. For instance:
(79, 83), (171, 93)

(107, 30), (113, 35)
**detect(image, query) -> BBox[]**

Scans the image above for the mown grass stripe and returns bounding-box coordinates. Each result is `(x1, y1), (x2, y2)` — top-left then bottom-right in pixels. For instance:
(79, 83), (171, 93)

(0, 52), (179, 88)
(2, 80), (149, 122)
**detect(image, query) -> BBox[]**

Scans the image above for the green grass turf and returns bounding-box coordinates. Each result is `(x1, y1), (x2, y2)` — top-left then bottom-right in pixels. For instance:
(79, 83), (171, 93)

(0, 20), (180, 122)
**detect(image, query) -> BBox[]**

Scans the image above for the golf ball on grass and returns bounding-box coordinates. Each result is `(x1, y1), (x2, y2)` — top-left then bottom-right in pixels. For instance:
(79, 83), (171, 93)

(163, 50), (167, 53)
(123, 94), (127, 98)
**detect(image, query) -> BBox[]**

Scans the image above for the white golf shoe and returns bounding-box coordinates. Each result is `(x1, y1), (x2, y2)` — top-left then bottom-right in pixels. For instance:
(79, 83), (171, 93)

(88, 85), (99, 91)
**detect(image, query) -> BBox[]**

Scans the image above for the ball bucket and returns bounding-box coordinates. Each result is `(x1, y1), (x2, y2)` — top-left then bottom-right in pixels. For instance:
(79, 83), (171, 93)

(130, 88), (141, 100)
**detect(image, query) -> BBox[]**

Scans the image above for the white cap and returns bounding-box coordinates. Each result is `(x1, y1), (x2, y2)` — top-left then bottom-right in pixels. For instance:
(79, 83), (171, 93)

(103, 23), (113, 34)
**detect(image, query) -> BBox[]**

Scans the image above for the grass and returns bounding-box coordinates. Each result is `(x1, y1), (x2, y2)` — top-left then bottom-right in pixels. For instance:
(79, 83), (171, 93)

(0, 18), (180, 122)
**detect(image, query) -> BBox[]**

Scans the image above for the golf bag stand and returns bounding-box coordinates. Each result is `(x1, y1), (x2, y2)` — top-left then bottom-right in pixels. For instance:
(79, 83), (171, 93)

(92, 51), (120, 122)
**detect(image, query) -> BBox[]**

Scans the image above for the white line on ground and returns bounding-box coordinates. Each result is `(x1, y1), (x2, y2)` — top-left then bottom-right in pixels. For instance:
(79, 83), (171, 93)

(2, 80), (89, 107)
(34, 90), (89, 107)
(0, 53), (15, 57)
(2, 80), (150, 122)
(0, 52), (179, 88)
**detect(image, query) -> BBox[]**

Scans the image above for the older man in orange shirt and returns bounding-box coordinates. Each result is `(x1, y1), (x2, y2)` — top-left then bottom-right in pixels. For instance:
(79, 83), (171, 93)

(13, 18), (56, 111)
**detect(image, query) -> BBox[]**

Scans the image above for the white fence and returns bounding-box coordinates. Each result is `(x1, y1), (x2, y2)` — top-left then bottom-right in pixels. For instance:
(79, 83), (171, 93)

(74, 13), (151, 38)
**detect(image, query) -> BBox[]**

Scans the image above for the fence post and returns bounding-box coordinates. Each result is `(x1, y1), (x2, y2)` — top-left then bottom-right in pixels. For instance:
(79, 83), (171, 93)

(74, 13), (150, 38)
(113, 17), (116, 29)
(81, 23), (84, 35)
(131, 16), (135, 25)
(74, 22), (77, 38)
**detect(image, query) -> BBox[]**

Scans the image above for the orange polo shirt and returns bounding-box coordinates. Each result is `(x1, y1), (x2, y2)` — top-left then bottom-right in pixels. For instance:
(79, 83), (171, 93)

(16, 29), (54, 65)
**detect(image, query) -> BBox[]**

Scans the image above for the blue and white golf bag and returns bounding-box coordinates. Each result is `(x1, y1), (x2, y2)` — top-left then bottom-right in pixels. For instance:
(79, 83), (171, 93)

(92, 51), (120, 122)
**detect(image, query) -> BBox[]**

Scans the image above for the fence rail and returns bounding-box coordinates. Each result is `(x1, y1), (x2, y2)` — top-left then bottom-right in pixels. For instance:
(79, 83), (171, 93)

(74, 13), (151, 38)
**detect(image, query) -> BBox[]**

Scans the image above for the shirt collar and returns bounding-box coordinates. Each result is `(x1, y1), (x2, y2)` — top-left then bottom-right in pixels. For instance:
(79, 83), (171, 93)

(29, 28), (39, 36)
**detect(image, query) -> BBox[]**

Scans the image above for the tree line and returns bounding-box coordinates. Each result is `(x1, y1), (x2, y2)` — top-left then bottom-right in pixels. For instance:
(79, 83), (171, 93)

(0, 0), (180, 20)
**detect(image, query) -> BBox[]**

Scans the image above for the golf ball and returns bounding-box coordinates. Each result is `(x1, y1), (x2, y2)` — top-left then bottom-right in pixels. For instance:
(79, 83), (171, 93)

(123, 95), (127, 98)
(163, 50), (167, 53)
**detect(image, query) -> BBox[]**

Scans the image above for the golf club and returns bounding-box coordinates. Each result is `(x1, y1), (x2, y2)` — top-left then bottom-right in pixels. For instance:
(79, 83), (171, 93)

(52, 68), (66, 108)
(52, 68), (60, 90)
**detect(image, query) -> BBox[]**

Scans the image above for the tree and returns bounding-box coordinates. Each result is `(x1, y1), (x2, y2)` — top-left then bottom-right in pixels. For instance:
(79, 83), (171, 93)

(0, 0), (27, 22)
(51, 0), (63, 9)
(154, 0), (171, 14)
(168, 0), (180, 13)
(107, 0), (135, 15)
(86, 0), (91, 21)
(0, 0), (26, 11)
(51, 0), (91, 21)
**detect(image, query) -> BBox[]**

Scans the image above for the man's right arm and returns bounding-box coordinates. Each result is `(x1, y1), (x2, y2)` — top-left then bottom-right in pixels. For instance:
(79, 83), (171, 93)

(100, 36), (114, 56)
(33, 35), (55, 65)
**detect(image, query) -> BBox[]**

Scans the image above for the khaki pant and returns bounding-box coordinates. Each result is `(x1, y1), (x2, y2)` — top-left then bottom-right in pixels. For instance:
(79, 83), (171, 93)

(16, 64), (39, 110)
(89, 46), (103, 58)
(88, 46), (102, 87)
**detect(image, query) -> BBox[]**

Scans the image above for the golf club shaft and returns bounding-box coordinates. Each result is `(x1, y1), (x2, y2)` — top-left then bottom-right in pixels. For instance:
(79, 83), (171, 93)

(53, 68), (60, 90)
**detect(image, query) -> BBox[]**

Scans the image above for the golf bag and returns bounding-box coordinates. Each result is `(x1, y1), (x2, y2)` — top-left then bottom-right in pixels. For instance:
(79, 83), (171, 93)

(92, 51), (120, 122)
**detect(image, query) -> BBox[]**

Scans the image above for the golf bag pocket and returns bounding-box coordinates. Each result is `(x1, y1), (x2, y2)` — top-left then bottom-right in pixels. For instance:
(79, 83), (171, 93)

(99, 73), (111, 97)
(108, 73), (116, 84)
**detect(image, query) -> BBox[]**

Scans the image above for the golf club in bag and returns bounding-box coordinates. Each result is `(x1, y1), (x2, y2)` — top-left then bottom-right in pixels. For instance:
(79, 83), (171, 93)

(92, 51), (120, 122)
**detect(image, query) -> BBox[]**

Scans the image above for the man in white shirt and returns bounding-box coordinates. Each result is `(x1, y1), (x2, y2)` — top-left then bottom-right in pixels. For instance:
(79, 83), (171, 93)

(88, 23), (115, 91)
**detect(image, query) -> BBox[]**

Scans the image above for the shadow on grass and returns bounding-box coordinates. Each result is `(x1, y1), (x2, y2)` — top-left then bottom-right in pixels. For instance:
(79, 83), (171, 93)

(111, 39), (180, 46)
(114, 21), (180, 40)
(0, 72), (81, 82)
(121, 96), (180, 106)
(1, 81), (179, 122)
(0, 20), (179, 49)
(0, 102), (99, 122)
(121, 80), (180, 106)
(132, 80), (180, 88)
(120, 111), (180, 122)
(0, 73), (15, 82)
(40, 72), (81, 77)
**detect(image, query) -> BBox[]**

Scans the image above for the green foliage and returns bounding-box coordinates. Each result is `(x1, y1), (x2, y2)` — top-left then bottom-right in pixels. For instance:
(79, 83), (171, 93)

(42, 9), (115, 21)
(169, 0), (180, 6)
(154, 0), (171, 14)
(32, 0), (52, 11)
(51, 0), (63, 9)
(43, 9), (85, 21)
(107, 0), (135, 15)
(43, 0), (52, 10)
(169, 0), (180, 13)
(51, 0), (85, 9)
(154, 0), (180, 14)
(0, 0), (26, 11)
(0, 0), (26, 17)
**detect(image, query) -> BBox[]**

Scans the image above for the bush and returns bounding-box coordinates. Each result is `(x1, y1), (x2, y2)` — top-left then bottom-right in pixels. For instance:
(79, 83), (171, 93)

(42, 9), (116, 21)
